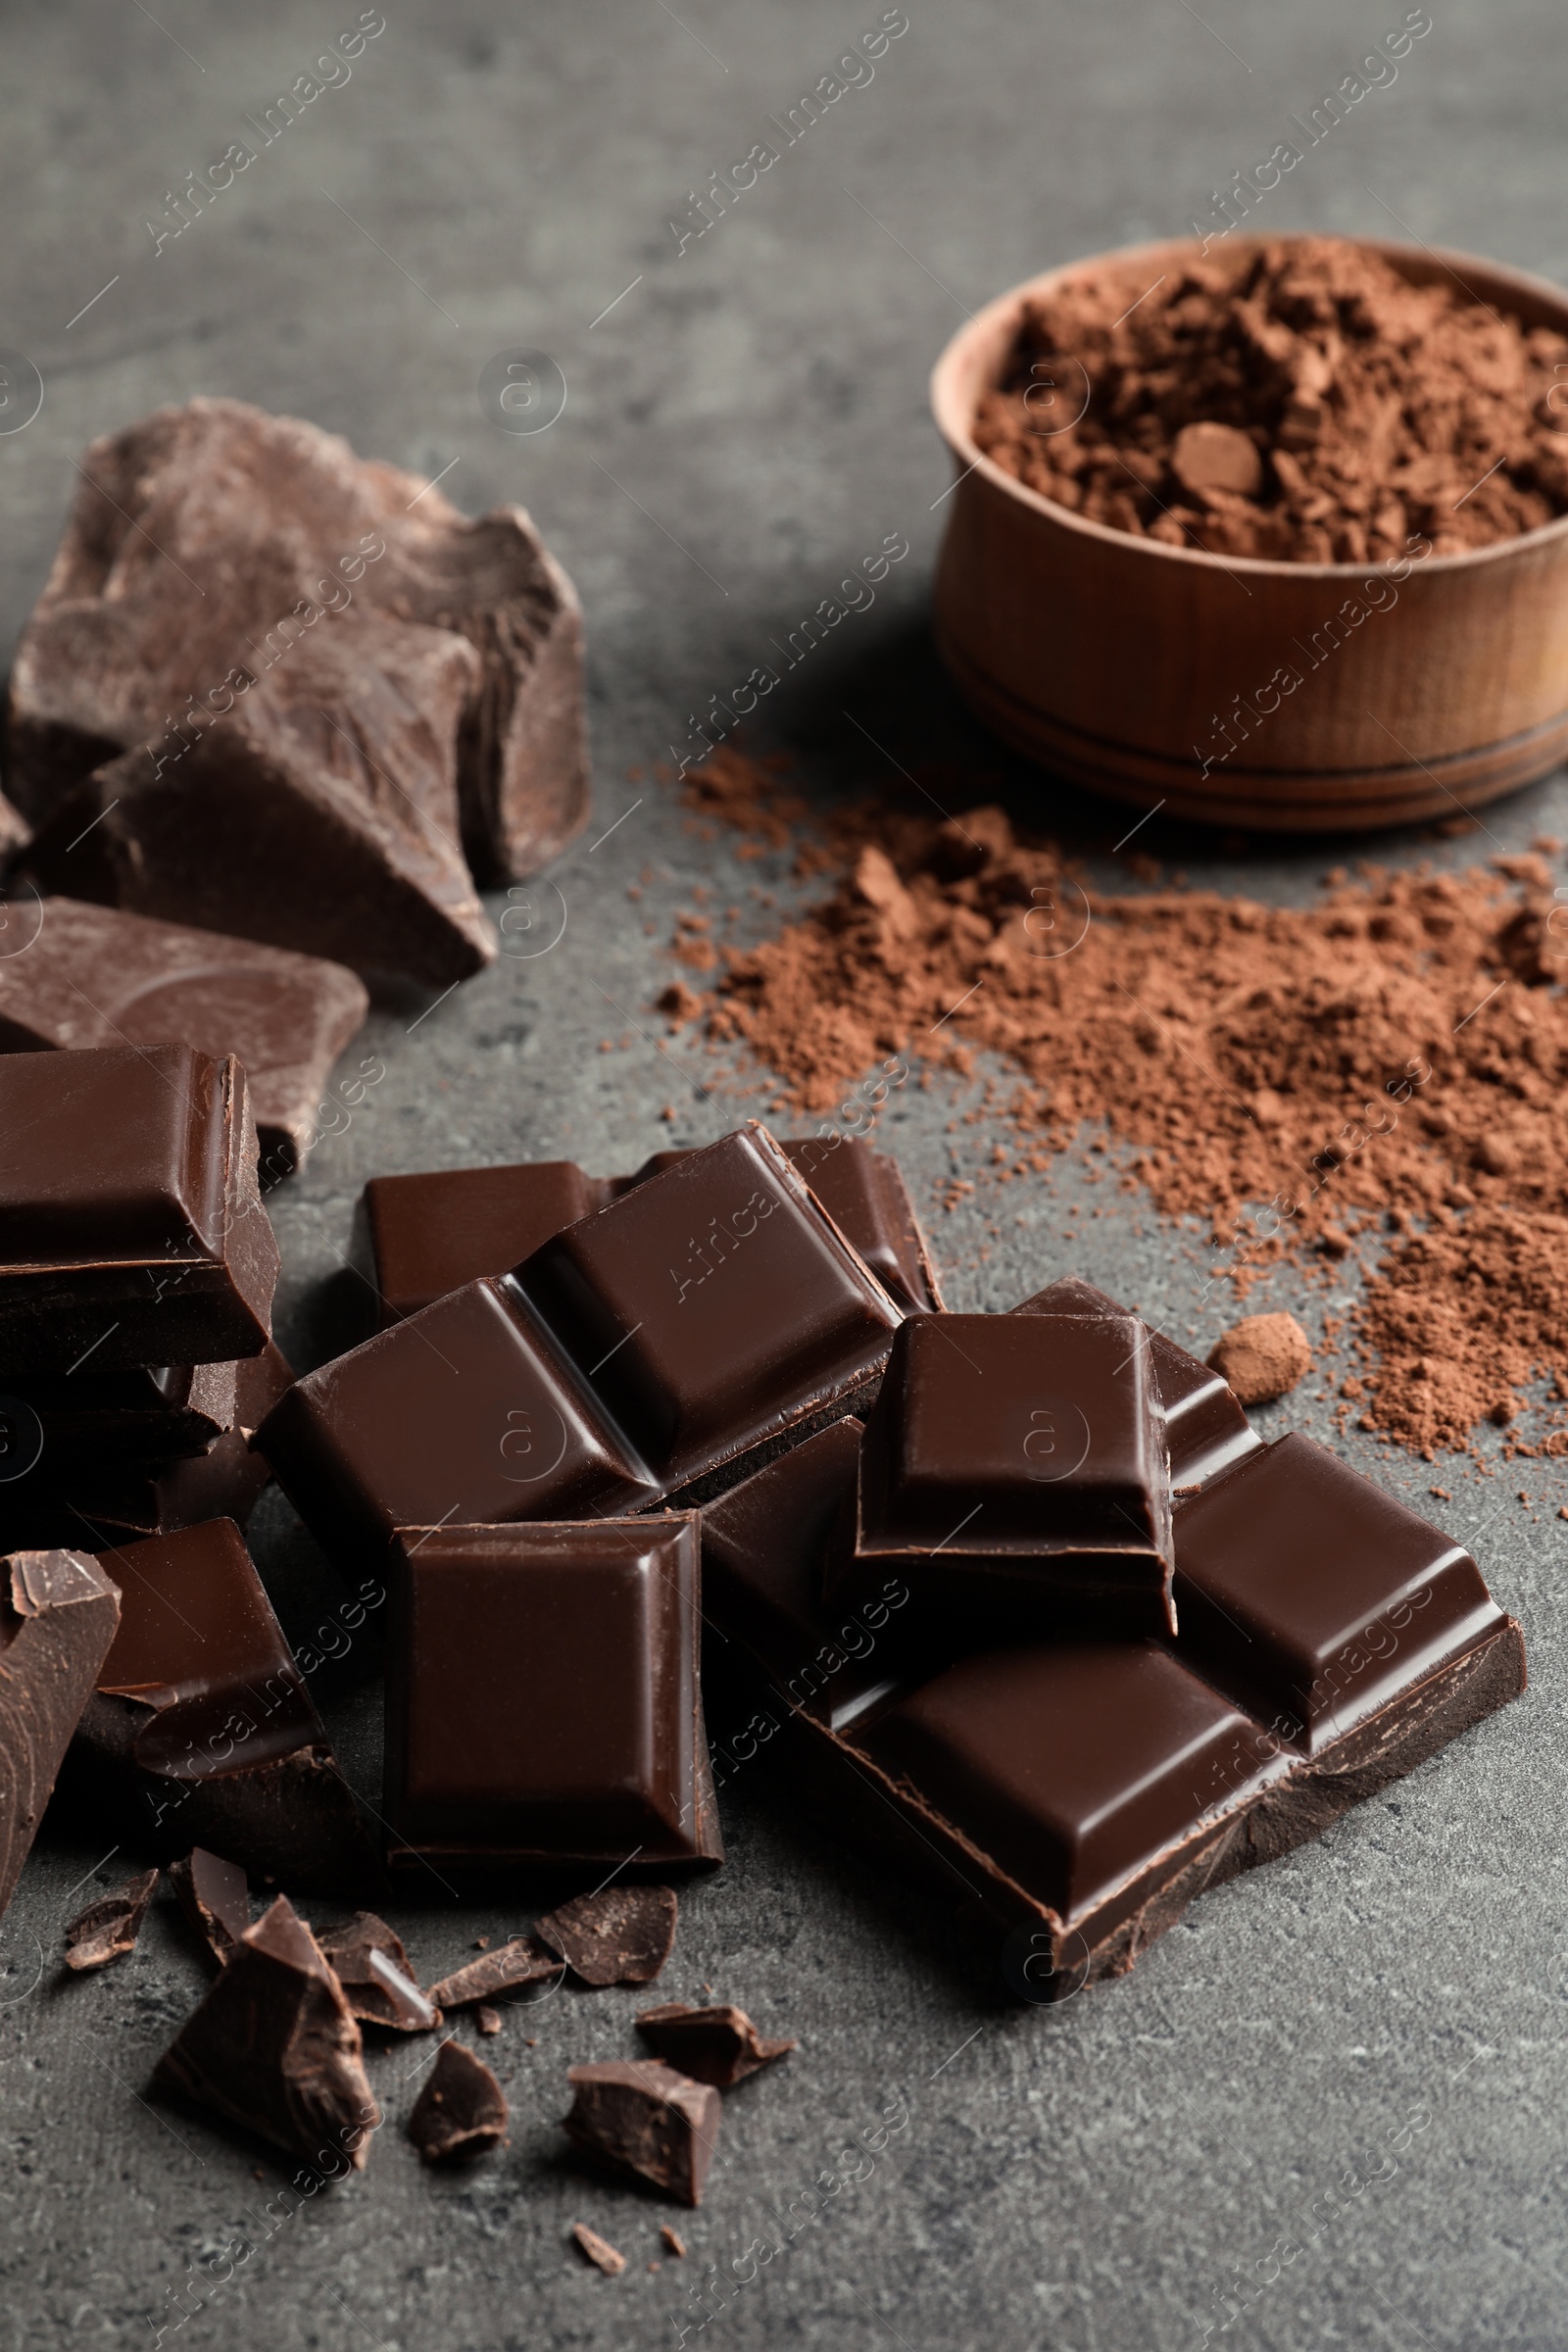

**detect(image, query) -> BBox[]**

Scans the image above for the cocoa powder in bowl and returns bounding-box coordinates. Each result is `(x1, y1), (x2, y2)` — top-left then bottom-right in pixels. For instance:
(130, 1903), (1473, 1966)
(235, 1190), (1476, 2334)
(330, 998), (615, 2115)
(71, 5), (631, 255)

(972, 236), (1568, 563)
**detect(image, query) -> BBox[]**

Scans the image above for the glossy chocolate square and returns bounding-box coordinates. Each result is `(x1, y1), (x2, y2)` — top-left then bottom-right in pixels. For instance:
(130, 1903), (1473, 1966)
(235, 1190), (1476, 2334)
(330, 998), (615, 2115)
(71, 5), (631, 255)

(386, 1515), (720, 1867)
(255, 1277), (659, 1570)
(514, 1126), (903, 1489)
(366, 1160), (609, 1324)
(1172, 1432), (1504, 1753)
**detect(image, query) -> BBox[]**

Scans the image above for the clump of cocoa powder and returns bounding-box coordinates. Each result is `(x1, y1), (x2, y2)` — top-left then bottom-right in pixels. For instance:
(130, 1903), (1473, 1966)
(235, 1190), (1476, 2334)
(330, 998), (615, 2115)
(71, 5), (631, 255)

(674, 749), (1568, 1453)
(972, 236), (1568, 562)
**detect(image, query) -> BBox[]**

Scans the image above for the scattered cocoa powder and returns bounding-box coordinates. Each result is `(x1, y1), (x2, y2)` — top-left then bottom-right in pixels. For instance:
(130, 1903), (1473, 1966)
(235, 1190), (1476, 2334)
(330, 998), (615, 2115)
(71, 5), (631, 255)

(972, 237), (1568, 562)
(1207, 1313), (1312, 1405)
(677, 748), (1568, 1455)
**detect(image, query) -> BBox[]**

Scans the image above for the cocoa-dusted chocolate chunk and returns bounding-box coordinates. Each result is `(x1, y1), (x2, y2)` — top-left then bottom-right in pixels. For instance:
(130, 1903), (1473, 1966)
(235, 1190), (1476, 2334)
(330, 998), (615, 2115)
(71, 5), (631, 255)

(154, 1894), (379, 2169)
(63, 1866), (159, 1972)
(169, 1847), (250, 1963)
(537, 1887), (678, 1987)
(9, 397), (588, 959)
(0, 1045), (279, 1376)
(66, 1520), (370, 1889)
(318, 1914), (440, 2033)
(0, 898), (369, 1178)
(635, 2001), (796, 2087)
(426, 1937), (562, 2009)
(407, 2039), (508, 2163)
(0, 1549), (121, 1925)
(572, 2223), (626, 2276)
(564, 2060), (720, 2206)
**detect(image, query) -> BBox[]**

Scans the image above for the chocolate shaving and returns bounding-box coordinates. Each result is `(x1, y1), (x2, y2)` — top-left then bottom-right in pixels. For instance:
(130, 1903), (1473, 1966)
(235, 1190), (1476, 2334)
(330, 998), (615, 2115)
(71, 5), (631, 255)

(635, 2000), (797, 2087)
(407, 2040), (508, 2163)
(564, 2060), (720, 2206)
(537, 1887), (677, 1987)
(153, 1895), (379, 2169)
(426, 1936), (561, 2008)
(572, 2223), (626, 2277)
(63, 1867), (159, 1972)
(318, 1913), (439, 2033)
(169, 1848), (251, 1964)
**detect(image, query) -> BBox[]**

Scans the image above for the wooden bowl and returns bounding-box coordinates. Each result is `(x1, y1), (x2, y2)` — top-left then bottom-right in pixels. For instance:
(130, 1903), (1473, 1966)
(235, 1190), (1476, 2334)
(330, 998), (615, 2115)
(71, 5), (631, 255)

(930, 234), (1568, 831)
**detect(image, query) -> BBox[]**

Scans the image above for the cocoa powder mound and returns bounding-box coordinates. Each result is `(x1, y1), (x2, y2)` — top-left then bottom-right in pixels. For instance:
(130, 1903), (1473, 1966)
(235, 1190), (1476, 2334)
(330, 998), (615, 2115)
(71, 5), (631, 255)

(972, 237), (1568, 562)
(678, 753), (1568, 1453)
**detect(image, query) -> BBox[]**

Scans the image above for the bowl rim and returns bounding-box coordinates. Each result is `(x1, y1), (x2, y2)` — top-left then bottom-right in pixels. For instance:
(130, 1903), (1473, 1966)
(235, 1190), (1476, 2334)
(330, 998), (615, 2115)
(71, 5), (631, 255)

(928, 231), (1568, 581)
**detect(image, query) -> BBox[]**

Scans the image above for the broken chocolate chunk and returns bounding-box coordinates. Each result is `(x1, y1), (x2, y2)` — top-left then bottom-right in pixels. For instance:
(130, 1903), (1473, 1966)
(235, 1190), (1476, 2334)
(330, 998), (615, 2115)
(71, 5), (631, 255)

(0, 1549), (121, 1925)
(475, 2004), (502, 2035)
(154, 1895), (379, 2169)
(564, 2060), (720, 2206)
(536, 1887), (678, 1987)
(63, 1866), (159, 1972)
(572, 2223), (626, 2276)
(635, 2001), (797, 2087)
(169, 1847), (251, 1964)
(0, 897), (368, 1178)
(408, 2039), (508, 2162)
(318, 1913), (440, 2033)
(426, 1936), (562, 2008)
(9, 397), (590, 975)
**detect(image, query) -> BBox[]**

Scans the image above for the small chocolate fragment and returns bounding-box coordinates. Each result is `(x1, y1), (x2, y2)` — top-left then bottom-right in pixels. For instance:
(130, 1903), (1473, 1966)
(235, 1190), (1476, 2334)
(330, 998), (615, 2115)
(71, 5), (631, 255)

(63, 1866), (159, 1972)
(154, 1895), (379, 2168)
(169, 1847), (250, 1963)
(537, 1887), (678, 1987)
(386, 1520), (720, 1873)
(426, 1937), (562, 2008)
(475, 2005), (502, 2035)
(0, 897), (368, 1178)
(407, 2039), (508, 2162)
(572, 2223), (627, 2277)
(67, 1519), (369, 1888)
(318, 1913), (440, 2033)
(0, 1045), (278, 1375)
(662, 2226), (687, 2258)
(1206, 1312), (1313, 1406)
(0, 1549), (121, 1924)
(635, 2001), (797, 2087)
(564, 2060), (720, 2206)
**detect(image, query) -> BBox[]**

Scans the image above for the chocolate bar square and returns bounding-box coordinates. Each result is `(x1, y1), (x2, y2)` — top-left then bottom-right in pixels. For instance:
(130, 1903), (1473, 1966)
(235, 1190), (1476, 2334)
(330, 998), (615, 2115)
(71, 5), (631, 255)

(828, 1311), (1173, 1633)
(0, 1044), (278, 1373)
(1172, 1431), (1505, 1753)
(385, 1515), (721, 1869)
(366, 1160), (608, 1324)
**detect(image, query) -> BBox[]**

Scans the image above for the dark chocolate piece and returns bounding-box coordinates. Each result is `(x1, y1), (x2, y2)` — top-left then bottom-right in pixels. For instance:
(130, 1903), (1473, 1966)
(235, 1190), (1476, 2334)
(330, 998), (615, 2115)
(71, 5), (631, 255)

(0, 1548), (121, 1924)
(16, 1357), (243, 1468)
(256, 1279), (661, 1571)
(63, 1866), (159, 1971)
(154, 1894), (379, 2168)
(564, 2060), (720, 2205)
(698, 1422), (1525, 1994)
(426, 1937), (562, 2008)
(573, 2223), (627, 2276)
(408, 2039), (508, 2162)
(537, 1887), (679, 1986)
(319, 1913), (440, 2032)
(827, 1311), (1174, 1636)
(67, 1520), (370, 1888)
(0, 1045), (279, 1375)
(9, 398), (588, 954)
(1014, 1278), (1259, 1491)
(476, 2005), (502, 2034)
(0, 791), (28, 864)
(387, 1520), (719, 1872)
(0, 897), (368, 1177)
(169, 1847), (250, 1963)
(635, 2001), (796, 2086)
(366, 1160), (609, 1324)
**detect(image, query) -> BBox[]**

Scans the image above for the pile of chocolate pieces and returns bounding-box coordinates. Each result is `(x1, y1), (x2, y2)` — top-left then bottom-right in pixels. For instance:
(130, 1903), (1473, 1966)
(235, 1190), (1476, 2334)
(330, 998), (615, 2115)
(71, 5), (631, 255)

(0, 1053), (1526, 2210)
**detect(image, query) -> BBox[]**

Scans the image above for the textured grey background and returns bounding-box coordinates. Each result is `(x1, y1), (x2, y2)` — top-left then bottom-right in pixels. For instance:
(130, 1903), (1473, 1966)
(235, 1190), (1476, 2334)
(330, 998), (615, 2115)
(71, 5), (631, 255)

(3, 2), (1568, 2346)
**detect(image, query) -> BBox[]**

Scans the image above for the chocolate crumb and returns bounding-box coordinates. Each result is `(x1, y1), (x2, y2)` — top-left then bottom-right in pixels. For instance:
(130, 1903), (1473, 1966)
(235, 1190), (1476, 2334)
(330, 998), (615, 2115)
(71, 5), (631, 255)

(408, 2040), (508, 2163)
(572, 2223), (626, 2277)
(537, 1887), (677, 1987)
(662, 2225), (688, 2258)
(63, 1868), (159, 1972)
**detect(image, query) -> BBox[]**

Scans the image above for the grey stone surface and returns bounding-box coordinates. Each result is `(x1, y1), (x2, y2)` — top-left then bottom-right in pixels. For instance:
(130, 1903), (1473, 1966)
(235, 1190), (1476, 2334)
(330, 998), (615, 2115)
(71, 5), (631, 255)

(3, 1), (1568, 2345)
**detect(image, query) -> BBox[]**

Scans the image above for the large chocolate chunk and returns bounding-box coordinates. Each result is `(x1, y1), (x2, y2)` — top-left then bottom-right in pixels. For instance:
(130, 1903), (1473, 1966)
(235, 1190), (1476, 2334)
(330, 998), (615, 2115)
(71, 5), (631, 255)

(0, 1045), (278, 1374)
(8, 397), (587, 947)
(407, 2040), (508, 2162)
(0, 1549), (122, 1924)
(67, 1519), (370, 1887)
(366, 1160), (609, 1325)
(387, 1522), (719, 1873)
(564, 2060), (720, 2205)
(154, 1894), (379, 2168)
(0, 898), (368, 1178)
